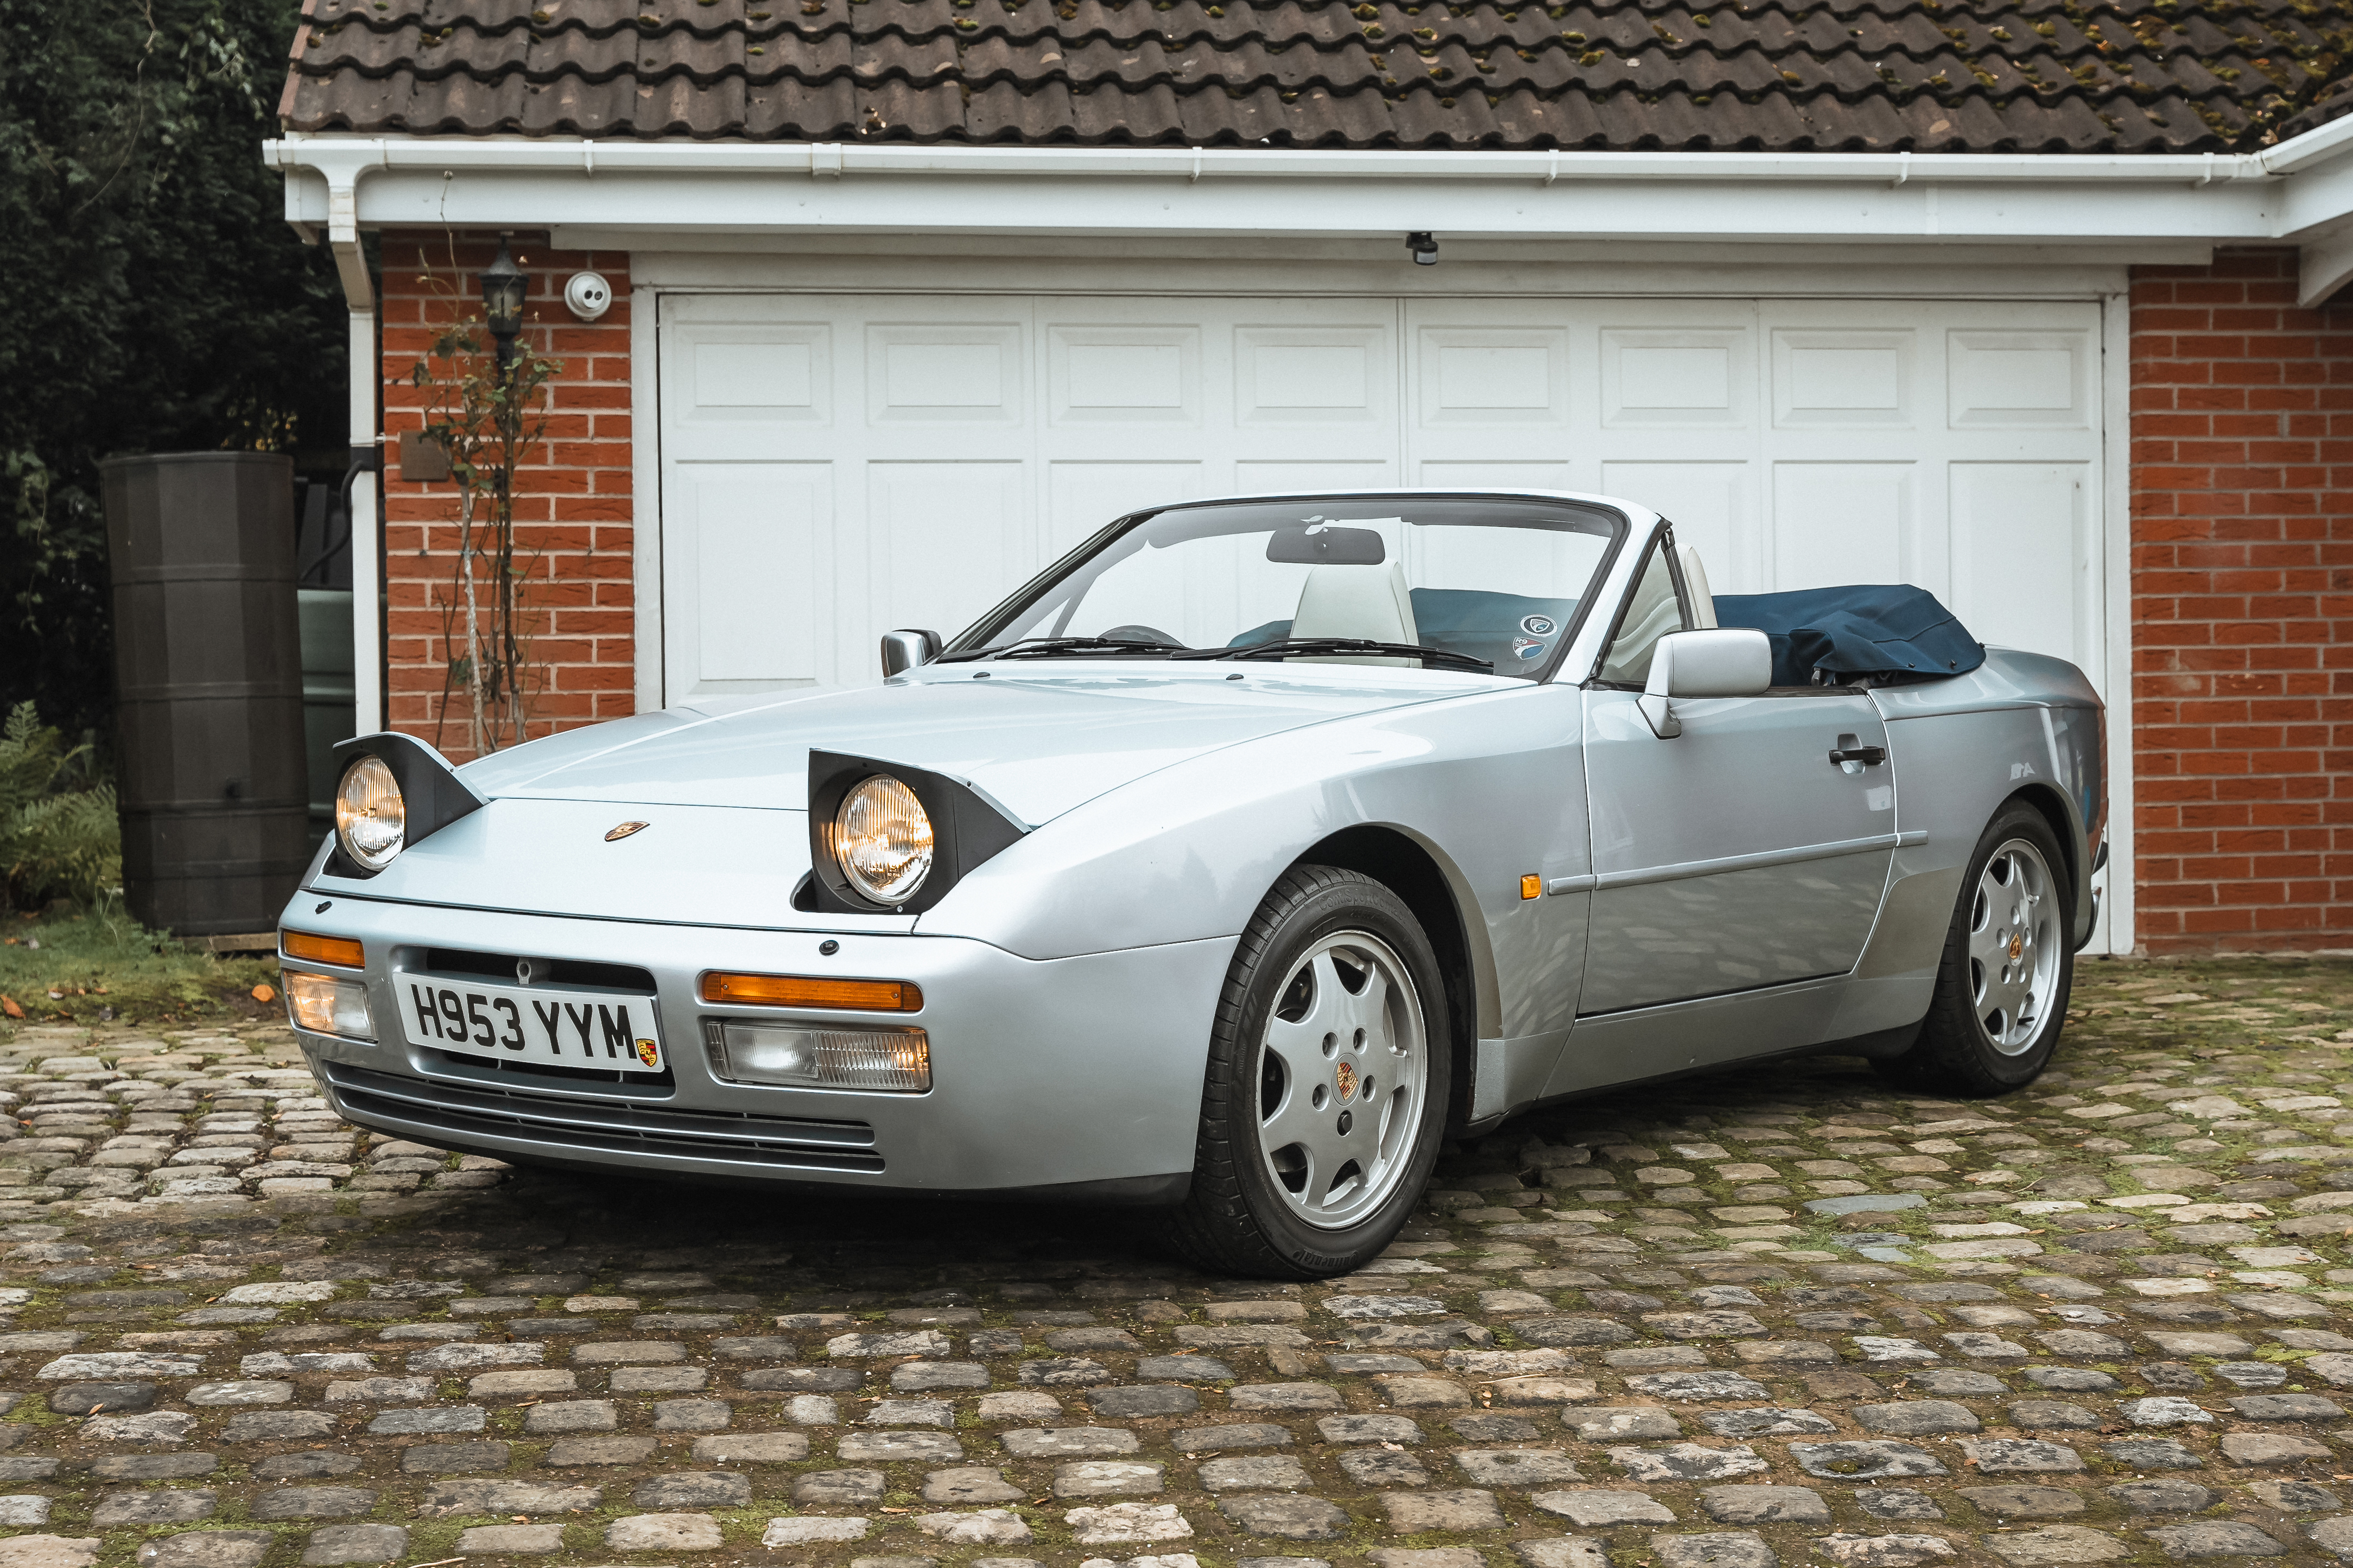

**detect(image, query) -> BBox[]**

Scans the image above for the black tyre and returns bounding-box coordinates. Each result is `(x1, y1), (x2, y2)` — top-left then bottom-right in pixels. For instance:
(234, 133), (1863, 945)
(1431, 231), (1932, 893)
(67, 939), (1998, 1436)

(1881, 802), (2074, 1095)
(1162, 865), (1451, 1279)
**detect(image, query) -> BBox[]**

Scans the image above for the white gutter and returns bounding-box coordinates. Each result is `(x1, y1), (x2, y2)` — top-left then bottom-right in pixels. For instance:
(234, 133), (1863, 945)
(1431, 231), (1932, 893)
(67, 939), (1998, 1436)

(269, 136), (2304, 185)
(2256, 109), (2353, 175)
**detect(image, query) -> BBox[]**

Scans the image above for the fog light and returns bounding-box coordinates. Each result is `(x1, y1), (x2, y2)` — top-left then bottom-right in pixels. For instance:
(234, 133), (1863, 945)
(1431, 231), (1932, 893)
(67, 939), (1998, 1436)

(703, 1019), (930, 1091)
(285, 969), (375, 1041)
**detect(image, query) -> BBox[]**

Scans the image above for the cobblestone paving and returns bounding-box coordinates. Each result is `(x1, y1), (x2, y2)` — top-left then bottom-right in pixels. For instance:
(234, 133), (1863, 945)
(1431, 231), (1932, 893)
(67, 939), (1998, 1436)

(0, 957), (2348, 1568)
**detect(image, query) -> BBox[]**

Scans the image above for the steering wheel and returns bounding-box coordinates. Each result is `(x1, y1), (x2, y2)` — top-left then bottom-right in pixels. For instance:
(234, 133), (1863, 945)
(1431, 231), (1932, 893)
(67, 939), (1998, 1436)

(1100, 624), (1183, 647)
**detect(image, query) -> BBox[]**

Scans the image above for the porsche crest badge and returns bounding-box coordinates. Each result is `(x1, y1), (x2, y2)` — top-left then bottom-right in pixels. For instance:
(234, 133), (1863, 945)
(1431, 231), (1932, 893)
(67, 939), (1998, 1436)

(1334, 1060), (1359, 1102)
(605, 821), (649, 842)
(636, 1038), (661, 1069)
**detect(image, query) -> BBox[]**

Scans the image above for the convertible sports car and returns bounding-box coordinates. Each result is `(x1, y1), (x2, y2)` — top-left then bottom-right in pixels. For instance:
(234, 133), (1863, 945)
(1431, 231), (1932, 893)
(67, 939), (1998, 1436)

(279, 491), (2103, 1278)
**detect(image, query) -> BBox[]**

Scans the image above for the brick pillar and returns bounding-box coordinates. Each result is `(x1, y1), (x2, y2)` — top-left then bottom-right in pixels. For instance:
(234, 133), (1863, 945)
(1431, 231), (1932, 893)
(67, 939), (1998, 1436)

(2129, 247), (2353, 951)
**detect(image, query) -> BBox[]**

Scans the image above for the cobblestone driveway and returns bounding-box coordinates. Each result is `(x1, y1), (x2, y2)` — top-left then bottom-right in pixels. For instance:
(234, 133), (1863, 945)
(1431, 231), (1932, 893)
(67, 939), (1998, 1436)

(0, 957), (2347, 1568)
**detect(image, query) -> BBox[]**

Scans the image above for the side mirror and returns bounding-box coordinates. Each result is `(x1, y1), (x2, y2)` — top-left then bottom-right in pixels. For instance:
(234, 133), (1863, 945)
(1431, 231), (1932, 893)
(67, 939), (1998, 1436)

(879, 629), (943, 678)
(1639, 627), (1772, 738)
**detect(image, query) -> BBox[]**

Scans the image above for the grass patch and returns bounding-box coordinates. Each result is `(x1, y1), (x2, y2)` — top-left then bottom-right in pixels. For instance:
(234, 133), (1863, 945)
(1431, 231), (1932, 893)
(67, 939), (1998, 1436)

(0, 899), (280, 1025)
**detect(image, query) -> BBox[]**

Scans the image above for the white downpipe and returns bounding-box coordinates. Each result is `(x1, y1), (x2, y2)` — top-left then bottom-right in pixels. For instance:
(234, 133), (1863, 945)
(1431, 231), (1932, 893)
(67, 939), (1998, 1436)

(347, 307), (383, 733)
(272, 141), (387, 727)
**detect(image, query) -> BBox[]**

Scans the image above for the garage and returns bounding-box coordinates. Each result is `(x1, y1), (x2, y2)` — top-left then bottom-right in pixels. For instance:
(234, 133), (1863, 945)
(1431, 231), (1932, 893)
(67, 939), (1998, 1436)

(655, 291), (2107, 710)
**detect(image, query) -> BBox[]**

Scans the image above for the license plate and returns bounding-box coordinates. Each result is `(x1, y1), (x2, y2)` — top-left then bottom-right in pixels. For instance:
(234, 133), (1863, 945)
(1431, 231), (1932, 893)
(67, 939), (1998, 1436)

(394, 970), (666, 1073)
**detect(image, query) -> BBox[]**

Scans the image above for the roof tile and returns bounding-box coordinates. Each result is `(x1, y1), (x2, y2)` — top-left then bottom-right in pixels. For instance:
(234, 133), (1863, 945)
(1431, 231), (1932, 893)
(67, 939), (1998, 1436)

(281, 0), (2353, 152)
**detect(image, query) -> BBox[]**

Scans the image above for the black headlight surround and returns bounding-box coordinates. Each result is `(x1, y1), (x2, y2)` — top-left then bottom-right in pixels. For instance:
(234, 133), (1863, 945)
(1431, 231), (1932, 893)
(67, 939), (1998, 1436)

(323, 733), (487, 880)
(806, 749), (1026, 915)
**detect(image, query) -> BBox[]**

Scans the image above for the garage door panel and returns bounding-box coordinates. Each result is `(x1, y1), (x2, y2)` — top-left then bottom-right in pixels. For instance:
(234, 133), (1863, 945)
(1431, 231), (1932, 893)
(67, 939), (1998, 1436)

(1235, 325), (1392, 426)
(1414, 328), (1569, 427)
(1947, 331), (2092, 429)
(1949, 462), (2092, 668)
(1772, 462), (1914, 588)
(1603, 328), (1754, 429)
(675, 328), (831, 428)
(1047, 326), (1203, 426)
(671, 462), (829, 690)
(865, 322), (1026, 424)
(1601, 461), (1752, 594)
(1772, 329), (1917, 429)
(867, 462), (1030, 647)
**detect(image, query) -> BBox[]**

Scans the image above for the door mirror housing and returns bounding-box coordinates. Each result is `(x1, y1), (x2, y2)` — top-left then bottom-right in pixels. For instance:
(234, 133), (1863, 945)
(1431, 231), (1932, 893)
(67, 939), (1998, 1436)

(1639, 627), (1772, 738)
(879, 629), (943, 678)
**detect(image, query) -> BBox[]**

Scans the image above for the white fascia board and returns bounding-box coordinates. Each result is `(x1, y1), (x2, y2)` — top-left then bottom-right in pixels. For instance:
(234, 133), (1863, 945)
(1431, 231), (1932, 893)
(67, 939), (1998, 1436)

(272, 135), (2317, 247)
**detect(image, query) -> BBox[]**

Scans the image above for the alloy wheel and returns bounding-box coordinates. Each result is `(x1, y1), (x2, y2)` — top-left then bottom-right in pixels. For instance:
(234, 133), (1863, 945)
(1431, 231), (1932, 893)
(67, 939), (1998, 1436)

(1967, 836), (2061, 1056)
(1254, 931), (1429, 1230)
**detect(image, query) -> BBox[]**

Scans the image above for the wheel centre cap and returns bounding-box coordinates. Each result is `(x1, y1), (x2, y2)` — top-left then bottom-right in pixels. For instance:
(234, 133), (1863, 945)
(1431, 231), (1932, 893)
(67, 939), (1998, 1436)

(2008, 934), (2024, 961)
(1334, 1061), (1359, 1102)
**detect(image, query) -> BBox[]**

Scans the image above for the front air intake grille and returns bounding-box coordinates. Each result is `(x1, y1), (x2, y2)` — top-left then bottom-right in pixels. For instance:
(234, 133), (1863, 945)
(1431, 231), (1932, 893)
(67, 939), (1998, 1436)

(322, 1059), (883, 1172)
(422, 947), (657, 994)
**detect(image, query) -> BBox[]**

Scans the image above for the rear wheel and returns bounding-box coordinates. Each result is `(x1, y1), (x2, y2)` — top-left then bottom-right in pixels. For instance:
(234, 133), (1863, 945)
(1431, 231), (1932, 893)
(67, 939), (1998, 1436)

(1880, 803), (2073, 1095)
(1162, 865), (1450, 1279)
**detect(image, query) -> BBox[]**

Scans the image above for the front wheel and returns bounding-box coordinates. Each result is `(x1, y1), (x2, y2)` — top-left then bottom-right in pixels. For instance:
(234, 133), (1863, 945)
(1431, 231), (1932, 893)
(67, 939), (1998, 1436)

(1162, 865), (1451, 1279)
(1881, 803), (2074, 1095)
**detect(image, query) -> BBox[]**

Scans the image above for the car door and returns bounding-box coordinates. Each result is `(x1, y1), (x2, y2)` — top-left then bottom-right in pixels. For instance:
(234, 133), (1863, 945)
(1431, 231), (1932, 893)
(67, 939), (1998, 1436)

(1576, 537), (1898, 1015)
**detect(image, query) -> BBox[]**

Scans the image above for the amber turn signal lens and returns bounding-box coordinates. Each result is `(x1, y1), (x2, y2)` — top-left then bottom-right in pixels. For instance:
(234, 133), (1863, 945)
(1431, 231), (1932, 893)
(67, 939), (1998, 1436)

(701, 973), (924, 1012)
(1520, 874), (1542, 900)
(282, 930), (365, 968)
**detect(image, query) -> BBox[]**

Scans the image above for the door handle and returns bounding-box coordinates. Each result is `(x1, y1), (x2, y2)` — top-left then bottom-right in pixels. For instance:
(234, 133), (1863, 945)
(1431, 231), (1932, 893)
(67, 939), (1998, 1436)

(1829, 742), (1887, 766)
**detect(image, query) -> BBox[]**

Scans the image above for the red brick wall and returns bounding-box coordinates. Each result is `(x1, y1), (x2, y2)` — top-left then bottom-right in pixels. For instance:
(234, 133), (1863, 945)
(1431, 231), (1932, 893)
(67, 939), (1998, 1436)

(379, 233), (635, 761)
(2130, 246), (2353, 953)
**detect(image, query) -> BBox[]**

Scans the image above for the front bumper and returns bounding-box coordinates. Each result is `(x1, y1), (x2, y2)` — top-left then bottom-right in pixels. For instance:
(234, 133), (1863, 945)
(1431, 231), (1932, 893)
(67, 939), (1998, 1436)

(282, 894), (1233, 1200)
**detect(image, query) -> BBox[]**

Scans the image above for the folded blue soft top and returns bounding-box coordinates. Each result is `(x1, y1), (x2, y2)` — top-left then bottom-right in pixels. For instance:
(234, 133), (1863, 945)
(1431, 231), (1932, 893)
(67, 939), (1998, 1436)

(1711, 585), (1985, 688)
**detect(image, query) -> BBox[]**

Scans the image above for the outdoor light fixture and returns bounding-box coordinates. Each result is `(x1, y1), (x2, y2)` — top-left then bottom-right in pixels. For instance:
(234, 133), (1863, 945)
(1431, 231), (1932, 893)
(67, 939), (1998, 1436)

(1406, 231), (1439, 265)
(479, 233), (527, 371)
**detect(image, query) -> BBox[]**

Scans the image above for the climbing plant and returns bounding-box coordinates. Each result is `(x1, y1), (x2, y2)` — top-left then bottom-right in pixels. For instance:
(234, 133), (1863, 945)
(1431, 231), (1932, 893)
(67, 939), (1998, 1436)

(408, 243), (563, 758)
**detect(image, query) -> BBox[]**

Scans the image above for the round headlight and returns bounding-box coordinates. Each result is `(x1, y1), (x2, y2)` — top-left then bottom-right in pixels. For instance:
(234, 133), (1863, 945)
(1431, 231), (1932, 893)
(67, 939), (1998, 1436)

(835, 775), (934, 906)
(335, 756), (407, 871)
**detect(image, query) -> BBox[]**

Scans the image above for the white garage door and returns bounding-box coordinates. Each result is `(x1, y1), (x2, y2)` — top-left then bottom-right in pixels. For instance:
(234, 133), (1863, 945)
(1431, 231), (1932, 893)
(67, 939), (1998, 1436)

(658, 292), (2104, 708)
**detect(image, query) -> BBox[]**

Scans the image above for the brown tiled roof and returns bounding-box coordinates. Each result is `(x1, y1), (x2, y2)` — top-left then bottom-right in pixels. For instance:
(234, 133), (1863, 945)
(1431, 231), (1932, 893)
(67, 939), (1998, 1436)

(280, 0), (2353, 153)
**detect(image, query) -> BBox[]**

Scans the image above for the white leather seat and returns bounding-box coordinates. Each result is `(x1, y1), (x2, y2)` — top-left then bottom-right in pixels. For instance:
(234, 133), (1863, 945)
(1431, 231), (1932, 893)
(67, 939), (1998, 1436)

(1290, 562), (1420, 665)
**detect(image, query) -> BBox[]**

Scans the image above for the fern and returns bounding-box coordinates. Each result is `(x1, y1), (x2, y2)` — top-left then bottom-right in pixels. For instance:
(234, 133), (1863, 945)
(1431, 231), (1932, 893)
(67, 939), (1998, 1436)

(0, 702), (120, 911)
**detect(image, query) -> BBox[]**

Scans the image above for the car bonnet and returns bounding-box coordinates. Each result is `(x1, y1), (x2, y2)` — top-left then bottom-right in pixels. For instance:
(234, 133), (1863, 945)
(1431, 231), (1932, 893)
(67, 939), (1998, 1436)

(457, 663), (1502, 828)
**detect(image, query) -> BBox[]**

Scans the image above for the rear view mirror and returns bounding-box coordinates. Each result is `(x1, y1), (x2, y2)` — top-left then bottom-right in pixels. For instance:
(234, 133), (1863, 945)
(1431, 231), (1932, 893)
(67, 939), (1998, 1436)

(880, 629), (943, 678)
(1639, 627), (1772, 738)
(1266, 526), (1386, 566)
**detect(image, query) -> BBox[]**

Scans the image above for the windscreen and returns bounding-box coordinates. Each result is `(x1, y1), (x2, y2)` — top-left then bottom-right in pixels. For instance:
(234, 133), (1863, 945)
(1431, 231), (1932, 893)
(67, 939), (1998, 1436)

(956, 497), (1624, 678)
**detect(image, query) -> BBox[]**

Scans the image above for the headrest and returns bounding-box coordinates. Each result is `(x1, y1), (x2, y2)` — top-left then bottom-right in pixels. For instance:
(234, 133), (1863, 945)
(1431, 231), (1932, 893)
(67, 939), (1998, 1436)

(1291, 562), (1420, 665)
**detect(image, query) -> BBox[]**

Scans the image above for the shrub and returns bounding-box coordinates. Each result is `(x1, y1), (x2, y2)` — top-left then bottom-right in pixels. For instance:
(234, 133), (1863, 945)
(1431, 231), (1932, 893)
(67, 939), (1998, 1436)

(0, 701), (120, 910)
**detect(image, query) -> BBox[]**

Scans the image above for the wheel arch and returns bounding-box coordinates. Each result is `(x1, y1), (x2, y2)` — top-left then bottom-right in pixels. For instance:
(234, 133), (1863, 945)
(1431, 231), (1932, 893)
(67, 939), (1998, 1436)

(2001, 783), (2082, 905)
(1291, 823), (1500, 1136)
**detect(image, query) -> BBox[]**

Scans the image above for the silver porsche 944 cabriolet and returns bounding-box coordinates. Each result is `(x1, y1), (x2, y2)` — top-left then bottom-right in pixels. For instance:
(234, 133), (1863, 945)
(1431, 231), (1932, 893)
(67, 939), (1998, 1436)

(280, 490), (2102, 1278)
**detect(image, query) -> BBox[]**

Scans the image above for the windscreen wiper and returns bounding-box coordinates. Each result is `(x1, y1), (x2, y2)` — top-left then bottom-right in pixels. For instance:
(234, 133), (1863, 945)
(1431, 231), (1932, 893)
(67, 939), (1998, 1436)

(1175, 638), (1494, 671)
(934, 636), (1187, 663)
